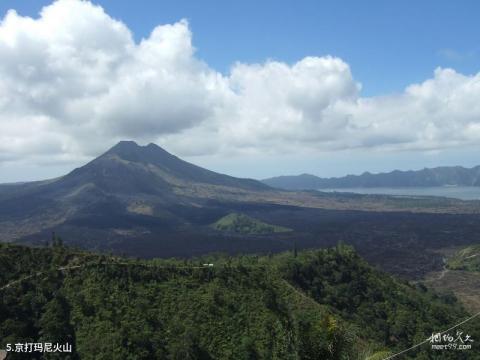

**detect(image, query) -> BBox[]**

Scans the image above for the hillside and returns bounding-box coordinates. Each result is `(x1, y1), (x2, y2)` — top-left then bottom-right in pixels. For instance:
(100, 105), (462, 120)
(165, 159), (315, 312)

(65, 141), (270, 192)
(263, 165), (480, 190)
(1, 243), (478, 359)
(211, 213), (292, 234)
(447, 244), (480, 272)
(422, 245), (480, 314)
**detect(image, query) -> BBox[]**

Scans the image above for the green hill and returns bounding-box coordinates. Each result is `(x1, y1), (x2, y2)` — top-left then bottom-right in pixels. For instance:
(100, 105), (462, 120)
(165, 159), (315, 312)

(447, 244), (480, 272)
(211, 213), (292, 234)
(0, 243), (478, 359)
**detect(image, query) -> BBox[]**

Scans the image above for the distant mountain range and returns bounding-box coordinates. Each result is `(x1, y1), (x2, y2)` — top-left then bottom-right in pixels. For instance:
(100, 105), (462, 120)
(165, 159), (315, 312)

(262, 166), (480, 190)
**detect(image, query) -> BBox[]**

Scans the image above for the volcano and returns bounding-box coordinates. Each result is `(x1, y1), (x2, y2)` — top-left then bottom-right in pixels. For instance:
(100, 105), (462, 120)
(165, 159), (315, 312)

(0, 141), (272, 249)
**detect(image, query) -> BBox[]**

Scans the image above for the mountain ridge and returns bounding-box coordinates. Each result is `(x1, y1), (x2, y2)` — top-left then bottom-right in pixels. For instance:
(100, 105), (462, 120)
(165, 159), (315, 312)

(262, 165), (480, 190)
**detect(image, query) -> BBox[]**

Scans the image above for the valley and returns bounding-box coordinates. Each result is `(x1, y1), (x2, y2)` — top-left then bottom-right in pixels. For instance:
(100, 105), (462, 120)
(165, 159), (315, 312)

(1, 141), (480, 282)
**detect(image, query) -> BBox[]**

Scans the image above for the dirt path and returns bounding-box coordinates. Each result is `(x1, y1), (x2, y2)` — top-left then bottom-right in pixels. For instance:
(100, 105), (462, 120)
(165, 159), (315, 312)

(420, 257), (449, 283)
(0, 265), (83, 292)
(436, 266), (449, 281)
(0, 262), (216, 292)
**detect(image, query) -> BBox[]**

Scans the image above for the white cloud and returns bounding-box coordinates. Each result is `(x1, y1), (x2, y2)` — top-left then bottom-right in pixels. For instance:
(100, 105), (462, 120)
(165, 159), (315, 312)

(0, 0), (224, 161)
(0, 0), (480, 174)
(214, 56), (360, 152)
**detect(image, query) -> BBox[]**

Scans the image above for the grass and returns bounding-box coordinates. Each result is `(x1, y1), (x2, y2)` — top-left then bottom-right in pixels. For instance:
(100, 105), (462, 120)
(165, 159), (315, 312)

(424, 270), (480, 314)
(422, 245), (480, 314)
(447, 244), (480, 272)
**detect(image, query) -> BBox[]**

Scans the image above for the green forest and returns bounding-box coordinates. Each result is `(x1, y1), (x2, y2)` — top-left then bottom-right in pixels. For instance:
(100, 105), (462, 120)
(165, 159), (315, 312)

(0, 242), (478, 359)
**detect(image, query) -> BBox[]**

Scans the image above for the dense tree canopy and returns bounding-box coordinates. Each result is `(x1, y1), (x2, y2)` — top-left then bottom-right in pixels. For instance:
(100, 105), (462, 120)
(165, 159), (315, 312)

(0, 243), (478, 359)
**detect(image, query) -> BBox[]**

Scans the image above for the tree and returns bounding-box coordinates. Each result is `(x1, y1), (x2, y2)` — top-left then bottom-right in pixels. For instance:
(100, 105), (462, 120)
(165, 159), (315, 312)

(39, 295), (78, 359)
(239, 336), (258, 360)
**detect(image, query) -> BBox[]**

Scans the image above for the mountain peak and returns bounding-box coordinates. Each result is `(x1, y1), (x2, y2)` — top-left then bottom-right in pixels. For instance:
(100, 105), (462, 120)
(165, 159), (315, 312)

(118, 140), (139, 146)
(104, 140), (172, 162)
(66, 140), (269, 192)
(108, 140), (151, 152)
(105, 140), (143, 157)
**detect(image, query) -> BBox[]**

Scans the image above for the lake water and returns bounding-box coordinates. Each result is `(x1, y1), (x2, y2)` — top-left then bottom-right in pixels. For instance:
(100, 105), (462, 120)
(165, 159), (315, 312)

(320, 186), (480, 200)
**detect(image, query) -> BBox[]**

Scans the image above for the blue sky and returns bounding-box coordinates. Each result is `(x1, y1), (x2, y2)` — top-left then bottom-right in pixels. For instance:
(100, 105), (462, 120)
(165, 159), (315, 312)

(0, 0), (479, 182)
(2, 0), (478, 96)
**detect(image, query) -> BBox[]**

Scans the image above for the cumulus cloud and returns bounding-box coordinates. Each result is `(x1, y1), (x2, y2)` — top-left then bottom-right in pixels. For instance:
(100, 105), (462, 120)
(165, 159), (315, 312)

(0, 0), (480, 170)
(0, 0), (224, 161)
(214, 57), (360, 151)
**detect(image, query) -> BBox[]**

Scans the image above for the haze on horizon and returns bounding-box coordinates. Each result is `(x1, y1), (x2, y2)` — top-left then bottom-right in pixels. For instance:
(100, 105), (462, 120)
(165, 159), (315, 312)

(1, 0), (480, 183)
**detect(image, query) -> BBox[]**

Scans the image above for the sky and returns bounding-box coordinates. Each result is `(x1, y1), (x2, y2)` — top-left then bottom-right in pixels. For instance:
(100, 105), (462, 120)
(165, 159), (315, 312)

(0, 0), (479, 182)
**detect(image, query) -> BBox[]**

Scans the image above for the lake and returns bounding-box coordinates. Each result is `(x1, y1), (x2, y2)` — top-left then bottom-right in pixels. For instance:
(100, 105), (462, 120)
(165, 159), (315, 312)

(320, 186), (480, 200)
